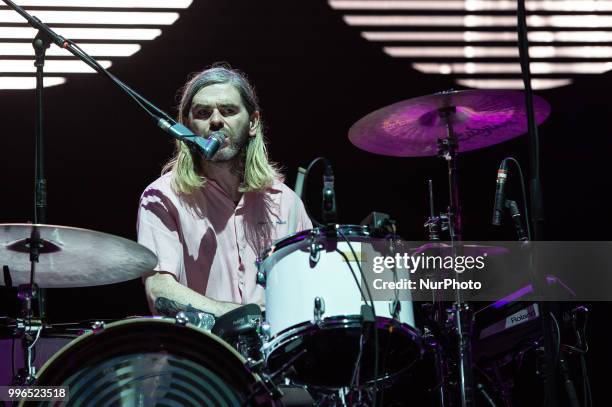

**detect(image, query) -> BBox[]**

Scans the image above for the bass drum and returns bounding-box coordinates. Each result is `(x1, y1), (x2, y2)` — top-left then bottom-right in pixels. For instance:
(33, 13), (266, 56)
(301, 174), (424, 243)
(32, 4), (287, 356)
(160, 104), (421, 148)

(23, 317), (276, 407)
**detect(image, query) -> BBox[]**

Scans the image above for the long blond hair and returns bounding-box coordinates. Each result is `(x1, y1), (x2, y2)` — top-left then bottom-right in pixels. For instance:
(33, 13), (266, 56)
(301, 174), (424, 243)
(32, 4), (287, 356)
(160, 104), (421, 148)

(162, 65), (282, 194)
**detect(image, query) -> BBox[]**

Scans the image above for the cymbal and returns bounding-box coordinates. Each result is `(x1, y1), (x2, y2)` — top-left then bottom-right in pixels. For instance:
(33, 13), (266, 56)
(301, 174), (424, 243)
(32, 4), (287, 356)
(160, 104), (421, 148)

(0, 224), (157, 288)
(348, 90), (551, 157)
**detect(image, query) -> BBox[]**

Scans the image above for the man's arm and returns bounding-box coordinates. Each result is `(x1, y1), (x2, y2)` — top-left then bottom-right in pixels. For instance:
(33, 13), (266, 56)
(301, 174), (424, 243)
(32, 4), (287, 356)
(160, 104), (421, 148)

(145, 272), (241, 318)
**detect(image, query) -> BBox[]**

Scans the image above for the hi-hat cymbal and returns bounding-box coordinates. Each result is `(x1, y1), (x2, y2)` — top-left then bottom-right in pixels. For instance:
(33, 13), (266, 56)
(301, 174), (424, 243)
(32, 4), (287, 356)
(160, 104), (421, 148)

(348, 89), (551, 157)
(0, 224), (157, 288)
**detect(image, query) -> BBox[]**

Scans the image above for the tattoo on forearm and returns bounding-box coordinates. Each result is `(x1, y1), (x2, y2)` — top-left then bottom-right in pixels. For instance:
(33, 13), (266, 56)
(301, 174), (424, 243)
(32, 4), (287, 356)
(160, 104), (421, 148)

(154, 297), (202, 317)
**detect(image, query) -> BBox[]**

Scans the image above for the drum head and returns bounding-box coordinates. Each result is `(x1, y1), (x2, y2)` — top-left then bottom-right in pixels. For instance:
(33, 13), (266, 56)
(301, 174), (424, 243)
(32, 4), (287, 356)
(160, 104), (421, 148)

(265, 317), (422, 389)
(29, 318), (274, 407)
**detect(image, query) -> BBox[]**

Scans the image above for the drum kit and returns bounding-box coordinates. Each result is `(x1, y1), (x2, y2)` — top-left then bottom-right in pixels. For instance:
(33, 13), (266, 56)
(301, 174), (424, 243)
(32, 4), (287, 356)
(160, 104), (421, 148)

(0, 86), (566, 407)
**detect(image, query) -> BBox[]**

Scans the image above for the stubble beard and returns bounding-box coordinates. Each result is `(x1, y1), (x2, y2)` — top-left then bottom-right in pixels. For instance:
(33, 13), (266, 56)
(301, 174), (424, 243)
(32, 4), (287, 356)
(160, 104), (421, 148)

(206, 125), (250, 176)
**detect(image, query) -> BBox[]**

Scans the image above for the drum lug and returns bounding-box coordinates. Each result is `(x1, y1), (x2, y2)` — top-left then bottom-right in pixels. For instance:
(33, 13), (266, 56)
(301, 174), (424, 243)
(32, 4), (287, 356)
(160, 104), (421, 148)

(256, 270), (266, 287)
(308, 234), (323, 265)
(174, 312), (189, 326)
(313, 296), (326, 324)
(91, 320), (105, 333)
(259, 321), (271, 341)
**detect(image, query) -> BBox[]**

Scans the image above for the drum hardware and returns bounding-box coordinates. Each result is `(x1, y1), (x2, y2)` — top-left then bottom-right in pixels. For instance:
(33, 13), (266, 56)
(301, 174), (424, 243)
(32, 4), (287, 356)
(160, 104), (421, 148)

(90, 320), (105, 333)
(308, 224), (343, 265)
(175, 310), (216, 331)
(436, 98), (475, 406)
(25, 317), (279, 406)
(1, 223), (156, 386)
(313, 297), (326, 325)
(421, 298), (455, 407)
(389, 299), (401, 321)
(424, 328), (454, 407)
(11, 316), (43, 385)
(259, 225), (421, 391)
(174, 311), (190, 326)
(424, 179), (450, 243)
(422, 178), (453, 406)
(256, 270), (267, 287)
(309, 232), (323, 264)
(349, 89), (551, 406)
(12, 275), (45, 385)
(213, 304), (266, 371)
(359, 212), (396, 238)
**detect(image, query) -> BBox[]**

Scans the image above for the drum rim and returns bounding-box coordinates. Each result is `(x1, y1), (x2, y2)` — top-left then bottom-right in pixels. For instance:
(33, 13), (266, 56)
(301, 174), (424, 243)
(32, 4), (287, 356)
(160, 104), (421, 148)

(32, 316), (258, 386)
(263, 315), (423, 389)
(258, 224), (371, 265)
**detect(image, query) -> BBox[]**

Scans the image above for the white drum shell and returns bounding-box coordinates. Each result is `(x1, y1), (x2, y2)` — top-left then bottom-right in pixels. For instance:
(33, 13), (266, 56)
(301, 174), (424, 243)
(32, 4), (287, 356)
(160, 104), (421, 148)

(262, 239), (414, 338)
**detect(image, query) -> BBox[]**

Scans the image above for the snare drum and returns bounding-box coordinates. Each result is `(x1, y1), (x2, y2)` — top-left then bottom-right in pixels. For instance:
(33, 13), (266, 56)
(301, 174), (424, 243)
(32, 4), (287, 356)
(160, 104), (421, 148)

(257, 225), (422, 388)
(27, 317), (277, 407)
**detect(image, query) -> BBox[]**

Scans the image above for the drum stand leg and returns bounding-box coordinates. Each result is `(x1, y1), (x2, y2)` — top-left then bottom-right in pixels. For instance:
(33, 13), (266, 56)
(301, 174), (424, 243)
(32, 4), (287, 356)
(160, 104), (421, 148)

(437, 105), (475, 407)
(452, 303), (475, 407)
(12, 284), (43, 385)
(426, 331), (453, 407)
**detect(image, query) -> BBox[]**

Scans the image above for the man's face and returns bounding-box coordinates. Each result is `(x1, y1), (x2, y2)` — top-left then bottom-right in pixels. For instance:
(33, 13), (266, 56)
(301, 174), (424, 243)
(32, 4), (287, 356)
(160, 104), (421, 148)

(188, 83), (259, 162)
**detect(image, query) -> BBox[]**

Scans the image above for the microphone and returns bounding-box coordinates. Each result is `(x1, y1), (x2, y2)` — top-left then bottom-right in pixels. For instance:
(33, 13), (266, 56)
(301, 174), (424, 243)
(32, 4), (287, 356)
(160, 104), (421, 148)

(198, 131), (225, 159)
(321, 162), (337, 224)
(506, 199), (528, 241)
(492, 159), (509, 226)
(157, 118), (225, 160)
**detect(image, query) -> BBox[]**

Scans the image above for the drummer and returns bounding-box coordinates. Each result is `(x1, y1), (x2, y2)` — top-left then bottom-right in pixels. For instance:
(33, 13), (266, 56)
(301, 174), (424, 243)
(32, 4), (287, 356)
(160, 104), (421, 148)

(137, 64), (312, 318)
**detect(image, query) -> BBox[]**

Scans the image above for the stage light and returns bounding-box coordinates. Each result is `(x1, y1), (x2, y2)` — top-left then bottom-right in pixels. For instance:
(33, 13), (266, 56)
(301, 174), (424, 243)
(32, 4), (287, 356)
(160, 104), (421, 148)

(0, 43), (141, 57)
(384, 46), (612, 59)
(11, 0), (192, 8)
(457, 78), (572, 89)
(0, 10), (180, 25)
(0, 59), (112, 73)
(0, 1), (193, 90)
(332, 0), (612, 89)
(412, 62), (612, 74)
(0, 27), (162, 40)
(331, 1), (612, 12)
(0, 76), (65, 89)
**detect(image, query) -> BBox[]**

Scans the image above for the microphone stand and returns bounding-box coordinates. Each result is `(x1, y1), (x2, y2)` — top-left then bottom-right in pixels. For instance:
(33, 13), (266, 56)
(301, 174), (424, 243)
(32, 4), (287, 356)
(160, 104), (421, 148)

(516, 1), (558, 405)
(12, 28), (52, 386)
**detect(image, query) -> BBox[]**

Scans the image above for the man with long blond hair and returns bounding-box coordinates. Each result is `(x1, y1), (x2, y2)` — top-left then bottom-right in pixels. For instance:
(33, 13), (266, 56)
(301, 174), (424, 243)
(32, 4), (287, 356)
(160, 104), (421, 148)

(137, 65), (312, 318)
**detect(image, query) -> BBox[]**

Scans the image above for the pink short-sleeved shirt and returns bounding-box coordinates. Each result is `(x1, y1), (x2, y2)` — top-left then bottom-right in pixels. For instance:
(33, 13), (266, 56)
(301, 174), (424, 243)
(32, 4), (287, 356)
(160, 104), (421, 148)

(137, 172), (312, 305)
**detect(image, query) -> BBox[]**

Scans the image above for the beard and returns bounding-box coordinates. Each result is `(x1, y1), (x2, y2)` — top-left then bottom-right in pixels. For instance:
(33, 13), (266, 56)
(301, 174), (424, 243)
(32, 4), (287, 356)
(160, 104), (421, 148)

(208, 124), (250, 163)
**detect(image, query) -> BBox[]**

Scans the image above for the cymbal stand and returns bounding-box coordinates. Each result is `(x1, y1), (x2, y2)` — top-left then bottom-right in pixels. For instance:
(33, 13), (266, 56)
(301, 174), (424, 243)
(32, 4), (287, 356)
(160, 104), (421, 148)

(436, 105), (475, 407)
(423, 179), (452, 407)
(11, 28), (52, 386)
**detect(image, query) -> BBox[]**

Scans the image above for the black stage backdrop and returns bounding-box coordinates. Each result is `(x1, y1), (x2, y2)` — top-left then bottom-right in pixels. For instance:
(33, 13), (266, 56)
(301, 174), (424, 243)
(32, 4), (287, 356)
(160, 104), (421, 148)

(0, 1), (610, 405)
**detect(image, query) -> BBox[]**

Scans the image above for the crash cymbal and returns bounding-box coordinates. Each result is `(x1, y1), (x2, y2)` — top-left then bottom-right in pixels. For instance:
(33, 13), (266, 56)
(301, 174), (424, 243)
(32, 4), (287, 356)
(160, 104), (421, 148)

(348, 89), (550, 157)
(0, 223), (157, 288)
